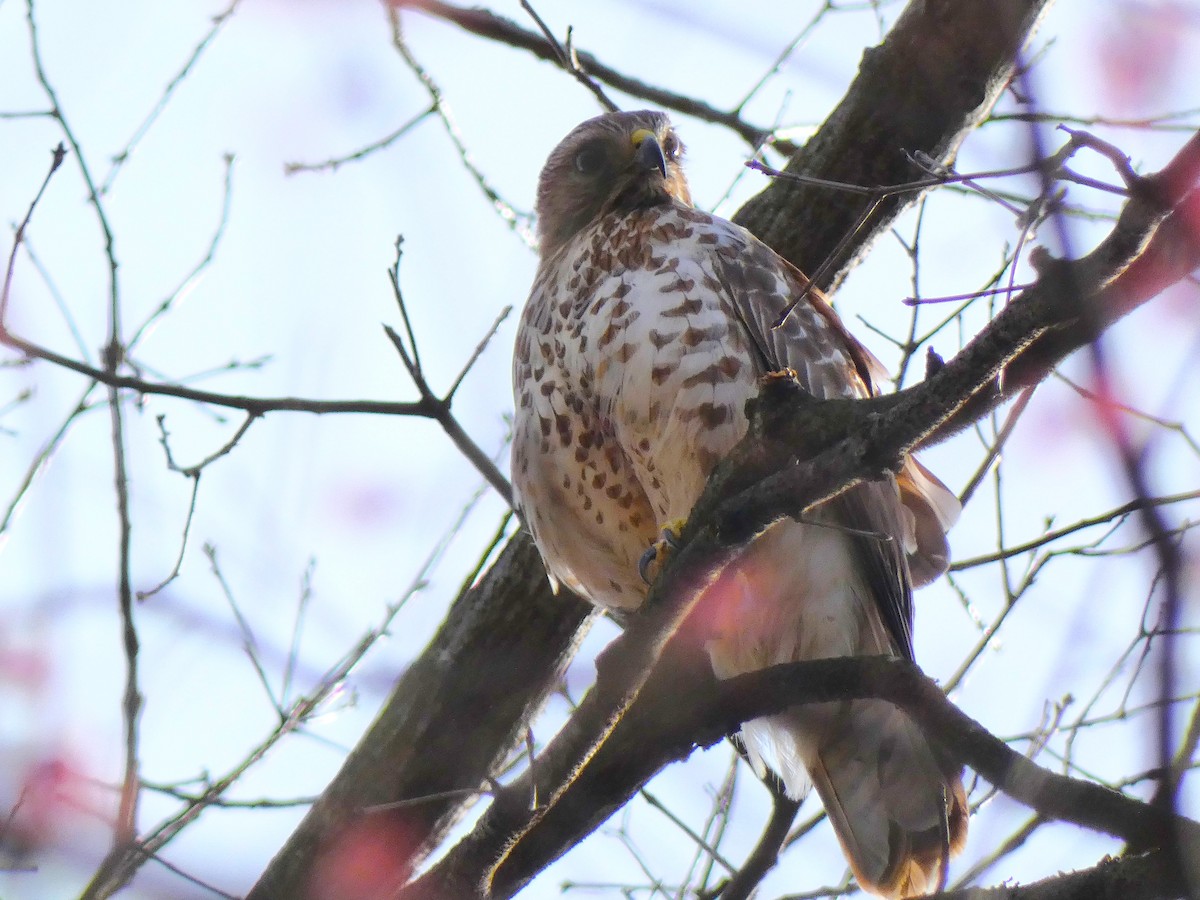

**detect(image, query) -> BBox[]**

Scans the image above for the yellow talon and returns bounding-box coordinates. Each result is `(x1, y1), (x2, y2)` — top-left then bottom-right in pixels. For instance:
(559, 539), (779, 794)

(638, 517), (688, 585)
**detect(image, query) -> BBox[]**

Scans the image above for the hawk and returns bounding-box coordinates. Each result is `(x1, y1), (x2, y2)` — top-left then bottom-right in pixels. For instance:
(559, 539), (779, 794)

(511, 110), (967, 898)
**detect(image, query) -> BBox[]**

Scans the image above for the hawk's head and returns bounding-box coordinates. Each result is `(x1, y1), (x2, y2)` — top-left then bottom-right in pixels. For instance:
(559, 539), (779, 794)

(535, 110), (693, 258)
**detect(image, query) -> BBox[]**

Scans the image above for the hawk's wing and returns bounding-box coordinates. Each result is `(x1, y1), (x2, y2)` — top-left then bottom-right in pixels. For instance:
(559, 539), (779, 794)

(710, 223), (959, 659)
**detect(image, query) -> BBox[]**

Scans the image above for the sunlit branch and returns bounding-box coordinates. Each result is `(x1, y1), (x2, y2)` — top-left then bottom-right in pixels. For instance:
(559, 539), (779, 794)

(384, 238), (514, 506)
(518, 0), (617, 113)
(100, 0), (246, 195)
(387, 5), (536, 247)
(285, 105), (436, 175)
(392, 0), (795, 155)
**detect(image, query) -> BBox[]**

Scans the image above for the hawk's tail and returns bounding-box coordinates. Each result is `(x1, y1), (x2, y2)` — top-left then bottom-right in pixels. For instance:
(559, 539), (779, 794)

(740, 701), (968, 898)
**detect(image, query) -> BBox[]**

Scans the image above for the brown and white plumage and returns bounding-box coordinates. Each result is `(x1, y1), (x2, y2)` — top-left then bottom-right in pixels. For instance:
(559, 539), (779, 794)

(511, 110), (967, 897)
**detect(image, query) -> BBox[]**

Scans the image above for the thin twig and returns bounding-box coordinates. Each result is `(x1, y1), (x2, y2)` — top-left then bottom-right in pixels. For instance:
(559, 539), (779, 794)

(639, 789), (736, 875)
(0, 326), (436, 416)
(1, 142), (65, 326)
(281, 558), (317, 707)
(139, 412), (258, 599)
(0, 385), (97, 539)
(951, 490), (1200, 570)
(285, 105), (436, 175)
(13, 231), (91, 361)
(715, 791), (800, 900)
(204, 544), (281, 715)
(387, 7), (536, 246)
(143, 851), (241, 900)
(987, 107), (1200, 132)
(128, 153), (238, 350)
(137, 473), (199, 601)
(396, 0), (791, 153)
(100, 0), (246, 195)
(518, 0), (618, 112)
(384, 240), (514, 505)
(958, 386), (1036, 507)
(447, 304), (512, 403)
(140, 777), (317, 809)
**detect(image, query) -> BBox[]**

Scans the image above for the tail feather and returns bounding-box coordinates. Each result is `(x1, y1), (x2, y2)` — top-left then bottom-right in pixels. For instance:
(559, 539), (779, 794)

(897, 456), (961, 588)
(703, 514), (966, 897)
(750, 700), (967, 898)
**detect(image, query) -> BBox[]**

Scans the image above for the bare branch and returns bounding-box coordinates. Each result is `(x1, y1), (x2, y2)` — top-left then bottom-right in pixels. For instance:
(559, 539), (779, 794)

(285, 105), (435, 175)
(384, 240), (514, 505)
(1, 141), (65, 325)
(1, 329), (435, 416)
(715, 791), (800, 900)
(387, 5), (536, 246)
(204, 544), (282, 715)
(393, 0), (790, 153)
(99, 0), (246, 195)
(952, 489), (1200, 570)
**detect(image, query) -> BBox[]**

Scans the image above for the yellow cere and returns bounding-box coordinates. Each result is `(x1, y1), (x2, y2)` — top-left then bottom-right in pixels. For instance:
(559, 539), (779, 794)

(629, 128), (656, 148)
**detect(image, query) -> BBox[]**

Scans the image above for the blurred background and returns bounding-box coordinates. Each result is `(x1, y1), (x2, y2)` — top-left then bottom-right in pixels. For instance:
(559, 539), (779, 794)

(1, 0), (1198, 896)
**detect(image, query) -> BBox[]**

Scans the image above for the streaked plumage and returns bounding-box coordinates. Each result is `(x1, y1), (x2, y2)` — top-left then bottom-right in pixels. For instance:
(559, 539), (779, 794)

(511, 110), (967, 897)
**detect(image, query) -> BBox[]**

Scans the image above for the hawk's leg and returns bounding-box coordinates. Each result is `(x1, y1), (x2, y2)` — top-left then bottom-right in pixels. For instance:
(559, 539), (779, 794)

(637, 518), (688, 585)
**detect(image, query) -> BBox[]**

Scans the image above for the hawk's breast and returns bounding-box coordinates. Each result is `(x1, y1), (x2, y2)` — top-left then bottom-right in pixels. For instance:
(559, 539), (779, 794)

(512, 204), (762, 610)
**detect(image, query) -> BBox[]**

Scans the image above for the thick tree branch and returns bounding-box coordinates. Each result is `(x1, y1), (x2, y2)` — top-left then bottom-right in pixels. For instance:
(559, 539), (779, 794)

(933, 849), (1186, 900)
(248, 533), (593, 898)
(712, 660), (1200, 855)
(257, 2), (1194, 895)
(393, 0), (784, 152)
(402, 125), (1200, 898)
(734, 0), (1053, 290)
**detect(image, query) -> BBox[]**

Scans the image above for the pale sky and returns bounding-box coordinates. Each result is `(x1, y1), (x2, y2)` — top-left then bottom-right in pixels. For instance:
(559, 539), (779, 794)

(1, 1), (1198, 897)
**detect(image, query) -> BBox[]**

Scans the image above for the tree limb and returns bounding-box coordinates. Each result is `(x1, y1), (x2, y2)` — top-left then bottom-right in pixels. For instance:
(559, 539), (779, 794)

(734, 0), (1054, 291)
(398, 121), (1199, 890)
(257, 1), (1191, 895)
(248, 533), (593, 898)
(393, 0), (784, 152)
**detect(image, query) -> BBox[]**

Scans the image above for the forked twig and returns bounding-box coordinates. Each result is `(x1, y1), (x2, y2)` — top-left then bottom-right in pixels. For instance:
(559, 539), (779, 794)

(519, 0), (618, 113)
(384, 238), (514, 506)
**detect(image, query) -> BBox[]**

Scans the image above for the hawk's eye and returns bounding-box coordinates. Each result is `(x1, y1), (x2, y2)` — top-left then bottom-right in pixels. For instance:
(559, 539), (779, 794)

(662, 132), (682, 161)
(574, 143), (607, 175)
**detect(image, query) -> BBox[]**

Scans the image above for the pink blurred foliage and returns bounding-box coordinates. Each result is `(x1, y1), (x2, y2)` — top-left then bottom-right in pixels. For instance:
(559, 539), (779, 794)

(1, 754), (94, 861)
(1158, 196), (1200, 319)
(0, 630), (50, 695)
(325, 479), (405, 530)
(1091, 1), (1197, 113)
(307, 811), (421, 900)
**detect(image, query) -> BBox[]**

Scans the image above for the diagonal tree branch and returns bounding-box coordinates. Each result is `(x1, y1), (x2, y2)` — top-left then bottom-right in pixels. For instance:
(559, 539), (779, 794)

(401, 125), (1200, 897)
(249, 1), (1133, 895)
(934, 848), (1186, 900)
(248, 533), (594, 899)
(393, 0), (785, 152)
(733, 0), (1054, 291)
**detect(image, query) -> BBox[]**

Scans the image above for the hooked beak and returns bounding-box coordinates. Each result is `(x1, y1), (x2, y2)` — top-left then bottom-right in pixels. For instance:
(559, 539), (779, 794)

(631, 128), (667, 179)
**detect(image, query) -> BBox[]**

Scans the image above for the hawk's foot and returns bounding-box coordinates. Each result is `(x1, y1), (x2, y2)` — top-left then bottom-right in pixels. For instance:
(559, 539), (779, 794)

(638, 518), (687, 586)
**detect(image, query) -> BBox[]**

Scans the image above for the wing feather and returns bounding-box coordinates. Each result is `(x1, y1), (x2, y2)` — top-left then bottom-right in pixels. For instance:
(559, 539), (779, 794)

(709, 220), (959, 654)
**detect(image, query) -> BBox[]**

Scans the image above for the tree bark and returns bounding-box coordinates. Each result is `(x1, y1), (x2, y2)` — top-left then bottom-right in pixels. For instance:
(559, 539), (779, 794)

(733, 0), (1053, 291)
(248, 534), (593, 899)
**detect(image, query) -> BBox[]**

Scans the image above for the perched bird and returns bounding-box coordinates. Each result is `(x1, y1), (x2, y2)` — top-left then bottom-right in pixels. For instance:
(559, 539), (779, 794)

(511, 109), (967, 897)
